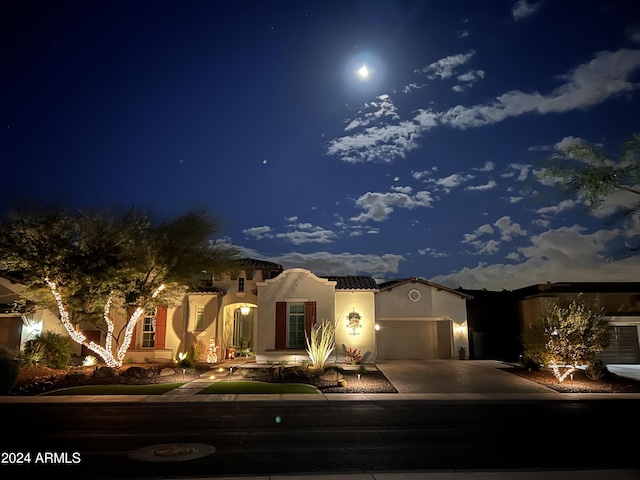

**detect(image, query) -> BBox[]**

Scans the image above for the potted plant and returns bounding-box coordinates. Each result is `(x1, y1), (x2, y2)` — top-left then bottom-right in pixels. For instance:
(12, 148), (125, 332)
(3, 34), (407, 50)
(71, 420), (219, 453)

(458, 346), (466, 360)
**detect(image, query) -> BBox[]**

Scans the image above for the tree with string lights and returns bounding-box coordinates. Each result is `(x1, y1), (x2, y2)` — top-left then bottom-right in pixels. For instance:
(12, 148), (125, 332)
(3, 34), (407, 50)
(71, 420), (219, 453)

(0, 206), (239, 367)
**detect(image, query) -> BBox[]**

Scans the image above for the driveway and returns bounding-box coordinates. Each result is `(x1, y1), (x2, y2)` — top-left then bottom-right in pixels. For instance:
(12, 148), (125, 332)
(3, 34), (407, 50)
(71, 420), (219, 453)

(376, 359), (558, 394)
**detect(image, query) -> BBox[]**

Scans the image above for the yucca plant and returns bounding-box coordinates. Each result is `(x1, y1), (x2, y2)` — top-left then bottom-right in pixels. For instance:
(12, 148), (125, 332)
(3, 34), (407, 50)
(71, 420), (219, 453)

(305, 317), (337, 371)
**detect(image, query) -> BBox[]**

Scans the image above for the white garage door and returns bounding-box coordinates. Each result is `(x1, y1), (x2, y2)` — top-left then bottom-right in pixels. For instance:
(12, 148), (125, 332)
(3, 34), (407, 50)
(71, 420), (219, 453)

(376, 320), (452, 359)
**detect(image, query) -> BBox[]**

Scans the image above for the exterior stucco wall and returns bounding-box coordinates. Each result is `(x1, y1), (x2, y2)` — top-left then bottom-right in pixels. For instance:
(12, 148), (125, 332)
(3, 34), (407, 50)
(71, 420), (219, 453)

(375, 282), (470, 357)
(335, 290), (376, 364)
(375, 283), (434, 319)
(255, 268), (336, 363)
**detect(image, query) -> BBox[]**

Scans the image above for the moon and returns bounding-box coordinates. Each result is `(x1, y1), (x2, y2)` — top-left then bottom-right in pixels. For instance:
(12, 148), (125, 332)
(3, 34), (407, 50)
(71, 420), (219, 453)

(357, 65), (370, 80)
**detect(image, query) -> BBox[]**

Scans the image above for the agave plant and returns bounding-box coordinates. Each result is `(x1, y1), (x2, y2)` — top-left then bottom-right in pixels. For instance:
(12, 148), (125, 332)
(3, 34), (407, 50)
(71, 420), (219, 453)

(305, 317), (338, 371)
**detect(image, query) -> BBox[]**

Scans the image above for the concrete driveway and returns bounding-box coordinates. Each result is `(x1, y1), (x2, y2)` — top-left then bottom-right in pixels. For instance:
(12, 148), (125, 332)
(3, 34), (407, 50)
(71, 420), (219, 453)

(376, 359), (558, 394)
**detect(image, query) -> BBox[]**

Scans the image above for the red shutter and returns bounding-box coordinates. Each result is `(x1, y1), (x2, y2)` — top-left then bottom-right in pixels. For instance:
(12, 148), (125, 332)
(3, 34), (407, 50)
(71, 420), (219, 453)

(304, 301), (316, 339)
(275, 302), (287, 349)
(154, 307), (167, 349)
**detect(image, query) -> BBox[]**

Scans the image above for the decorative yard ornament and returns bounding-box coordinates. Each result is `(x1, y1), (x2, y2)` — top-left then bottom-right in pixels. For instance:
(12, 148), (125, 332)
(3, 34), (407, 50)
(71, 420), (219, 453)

(347, 309), (362, 335)
(207, 338), (219, 363)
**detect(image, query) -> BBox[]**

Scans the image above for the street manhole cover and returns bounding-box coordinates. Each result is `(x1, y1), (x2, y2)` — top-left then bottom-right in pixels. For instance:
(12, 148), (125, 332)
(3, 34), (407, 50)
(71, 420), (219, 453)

(128, 443), (215, 462)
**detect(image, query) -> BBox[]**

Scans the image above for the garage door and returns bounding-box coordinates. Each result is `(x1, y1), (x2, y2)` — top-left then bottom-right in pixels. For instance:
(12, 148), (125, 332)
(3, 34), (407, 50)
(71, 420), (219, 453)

(598, 325), (640, 364)
(376, 320), (452, 359)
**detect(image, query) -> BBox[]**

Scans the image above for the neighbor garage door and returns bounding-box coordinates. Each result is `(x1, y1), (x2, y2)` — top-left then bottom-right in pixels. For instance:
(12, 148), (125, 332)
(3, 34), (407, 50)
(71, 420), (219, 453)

(598, 325), (640, 364)
(376, 320), (452, 359)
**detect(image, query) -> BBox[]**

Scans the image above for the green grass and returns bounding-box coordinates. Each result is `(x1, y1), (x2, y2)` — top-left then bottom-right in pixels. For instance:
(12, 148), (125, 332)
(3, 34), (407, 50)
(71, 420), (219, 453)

(42, 382), (186, 396)
(198, 381), (320, 394)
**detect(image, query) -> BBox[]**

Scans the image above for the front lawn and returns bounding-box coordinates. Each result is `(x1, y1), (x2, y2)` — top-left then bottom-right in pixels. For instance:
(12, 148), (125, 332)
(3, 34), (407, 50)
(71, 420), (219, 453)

(198, 381), (320, 394)
(42, 382), (186, 396)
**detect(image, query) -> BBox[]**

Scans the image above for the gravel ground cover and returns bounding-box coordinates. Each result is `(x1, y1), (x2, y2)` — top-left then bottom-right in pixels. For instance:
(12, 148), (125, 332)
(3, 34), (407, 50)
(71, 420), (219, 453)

(8, 361), (640, 396)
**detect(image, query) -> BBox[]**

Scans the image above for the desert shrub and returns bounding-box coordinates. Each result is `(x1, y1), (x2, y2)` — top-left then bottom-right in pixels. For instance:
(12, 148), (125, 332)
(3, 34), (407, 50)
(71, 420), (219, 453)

(357, 363), (367, 374)
(26, 331), (74, 369)
(0, 346), (20, 394)
(586, 359), (609, 380)
(522, 301), (611, 382)
(20, 341), (47, 367)
(188, 340), (205, 362)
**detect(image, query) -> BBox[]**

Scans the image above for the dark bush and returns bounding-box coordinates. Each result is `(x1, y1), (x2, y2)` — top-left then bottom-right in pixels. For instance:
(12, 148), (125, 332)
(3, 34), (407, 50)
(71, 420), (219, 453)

(27, 331), (74, 369)
(586, 359), (609, 380)
(0, 346), (20, 394)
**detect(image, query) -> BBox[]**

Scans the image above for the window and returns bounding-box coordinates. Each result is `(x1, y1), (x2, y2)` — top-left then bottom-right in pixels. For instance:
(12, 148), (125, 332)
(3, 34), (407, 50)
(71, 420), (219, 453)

(196, 305), (205, 330)
(288, 303), (305, 348)
(238, 277), (245, 292)
(275, 301), (316, 349)
(142, 310), (156, 348)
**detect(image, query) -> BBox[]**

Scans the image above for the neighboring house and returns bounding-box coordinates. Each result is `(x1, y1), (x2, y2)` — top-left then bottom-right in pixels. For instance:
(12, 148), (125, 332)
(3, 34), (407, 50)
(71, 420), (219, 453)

(462, 282), (640, 364)
(0, 275), (70, 354)
(375, 278), (472, 360)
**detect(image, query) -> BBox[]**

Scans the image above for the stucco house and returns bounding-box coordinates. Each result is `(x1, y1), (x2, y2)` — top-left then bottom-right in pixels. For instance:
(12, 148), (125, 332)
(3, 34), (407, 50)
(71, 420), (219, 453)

(0, 261), (473, 365)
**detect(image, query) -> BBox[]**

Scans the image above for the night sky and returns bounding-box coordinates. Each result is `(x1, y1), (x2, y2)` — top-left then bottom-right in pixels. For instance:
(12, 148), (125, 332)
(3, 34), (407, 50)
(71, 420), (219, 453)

(2, 1), (640, 290)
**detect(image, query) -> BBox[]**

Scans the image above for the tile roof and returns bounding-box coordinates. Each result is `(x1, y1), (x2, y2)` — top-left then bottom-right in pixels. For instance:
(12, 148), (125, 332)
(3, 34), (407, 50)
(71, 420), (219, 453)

(324, 276), (379, 291)
(377, 277), (474, 299)
(238, 258), (283, 271)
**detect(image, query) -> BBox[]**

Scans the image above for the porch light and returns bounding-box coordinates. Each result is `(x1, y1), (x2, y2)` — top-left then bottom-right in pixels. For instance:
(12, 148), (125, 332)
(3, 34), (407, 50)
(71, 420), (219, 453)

(240, 304), (250, 316)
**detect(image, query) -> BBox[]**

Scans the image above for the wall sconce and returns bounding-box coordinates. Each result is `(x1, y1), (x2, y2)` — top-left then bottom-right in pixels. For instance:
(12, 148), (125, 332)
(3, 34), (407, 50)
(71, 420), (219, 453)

(455, 323), (466, 335)
(240, 304), (250, 316)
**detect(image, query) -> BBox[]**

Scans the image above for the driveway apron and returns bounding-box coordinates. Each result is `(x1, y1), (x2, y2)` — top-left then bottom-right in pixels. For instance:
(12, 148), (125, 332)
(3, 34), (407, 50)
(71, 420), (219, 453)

(376, 359), (558, 394)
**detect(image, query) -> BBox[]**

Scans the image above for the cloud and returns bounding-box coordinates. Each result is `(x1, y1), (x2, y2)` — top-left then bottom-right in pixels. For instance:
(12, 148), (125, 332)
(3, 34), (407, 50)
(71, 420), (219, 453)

(466, 239), (501, 255)
(494, 216), (527, 241)
(508, 163), (531, 181)
(428, 173), (476, 192)
(326, 121), (422, 163)
(473, 161), (495, 172)
(418, 247), (450, 258)
(462, 224), (494, 243)
(344, 94), (400, 131)
(350, 190), (434, 223)
(431, 225), (640, 290)
(275, 227), (337, 245)
(453, 69), (486, 91)
(420, 50), (476, 80)
(511, 0), (540, 20)
(328, 49), (640, 165)
(242, 226), (273, 239)
(266, 251), (405, 276)
(535, 199), (579, 216)
(465, 179), (497, 191)
(439, 49), (640, 129)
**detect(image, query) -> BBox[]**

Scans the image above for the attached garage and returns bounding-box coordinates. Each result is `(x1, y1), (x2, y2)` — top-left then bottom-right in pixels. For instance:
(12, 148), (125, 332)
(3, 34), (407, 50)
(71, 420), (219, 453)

(376, 319), (453, 360)
(375, 278), (473, 361)
(598, 325), (640, 364)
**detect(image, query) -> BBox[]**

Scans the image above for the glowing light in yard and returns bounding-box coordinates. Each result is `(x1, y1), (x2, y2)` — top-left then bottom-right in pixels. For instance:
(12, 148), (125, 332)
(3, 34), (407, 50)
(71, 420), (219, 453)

(549, 362), (577, 383)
